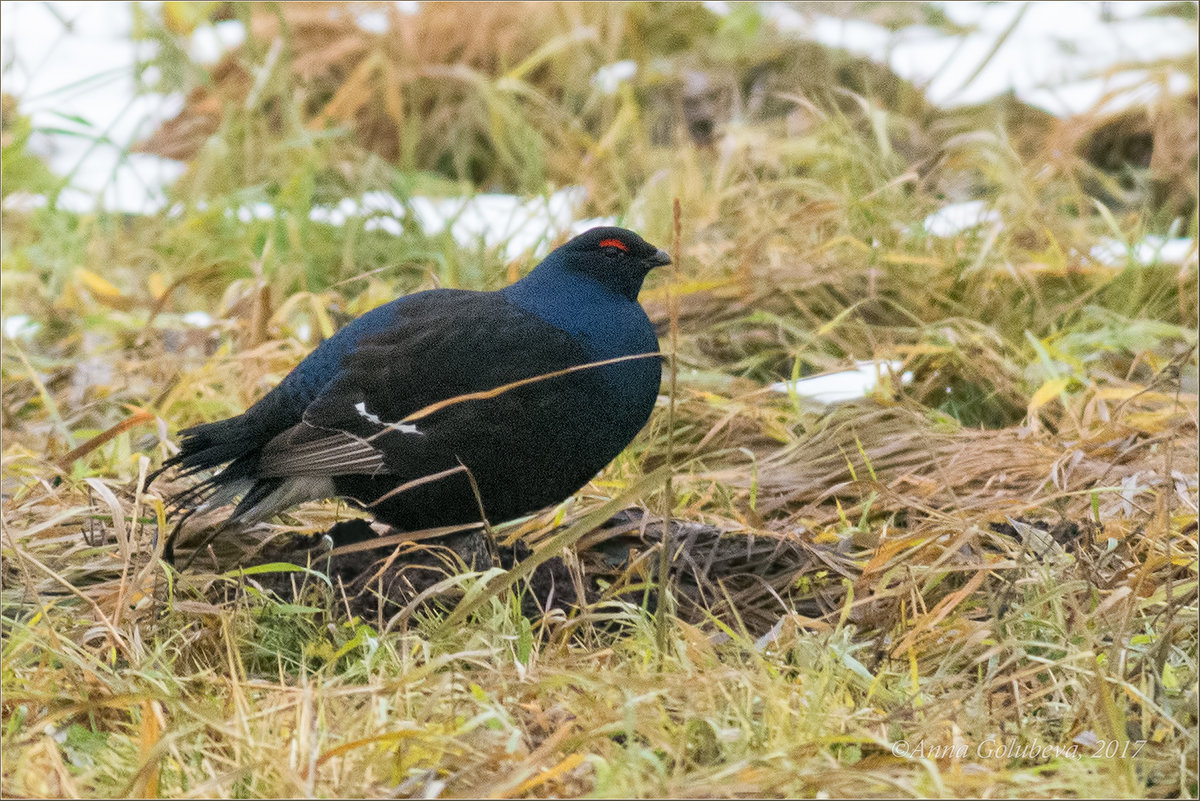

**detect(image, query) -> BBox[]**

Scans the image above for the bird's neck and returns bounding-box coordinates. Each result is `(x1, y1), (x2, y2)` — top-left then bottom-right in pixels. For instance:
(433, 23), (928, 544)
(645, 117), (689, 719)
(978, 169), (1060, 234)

(502, 264), (657, 374)
(503, 265), (639, 335)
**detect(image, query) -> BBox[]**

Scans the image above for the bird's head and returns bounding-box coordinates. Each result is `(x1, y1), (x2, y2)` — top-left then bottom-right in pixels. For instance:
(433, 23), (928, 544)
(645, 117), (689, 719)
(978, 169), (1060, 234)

(539, 226), (671, 301)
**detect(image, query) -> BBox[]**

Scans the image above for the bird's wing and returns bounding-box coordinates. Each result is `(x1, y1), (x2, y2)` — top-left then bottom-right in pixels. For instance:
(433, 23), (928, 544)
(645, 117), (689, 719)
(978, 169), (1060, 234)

(253, 291), (593, 480)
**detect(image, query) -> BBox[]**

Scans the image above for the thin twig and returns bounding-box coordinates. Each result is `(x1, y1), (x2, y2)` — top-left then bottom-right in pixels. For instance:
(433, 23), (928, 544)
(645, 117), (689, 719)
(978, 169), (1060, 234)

(656, 199), (682, 659)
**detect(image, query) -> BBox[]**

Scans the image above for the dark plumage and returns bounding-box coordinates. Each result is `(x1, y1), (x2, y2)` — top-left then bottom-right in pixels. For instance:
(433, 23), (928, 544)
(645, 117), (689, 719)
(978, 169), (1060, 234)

(161, 226), (669, 551)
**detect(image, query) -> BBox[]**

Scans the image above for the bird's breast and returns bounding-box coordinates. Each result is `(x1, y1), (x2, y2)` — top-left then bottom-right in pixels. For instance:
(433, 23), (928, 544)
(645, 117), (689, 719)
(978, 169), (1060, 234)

(500, 281), (660, 426)
(573, 306), (659, 392)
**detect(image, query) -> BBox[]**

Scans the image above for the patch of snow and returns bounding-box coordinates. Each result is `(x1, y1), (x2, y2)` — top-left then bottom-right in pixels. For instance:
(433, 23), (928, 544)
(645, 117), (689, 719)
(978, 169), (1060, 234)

(1023, 69), (1197, 119)
(592, 60), (638, 94)
(182, 311), (214, 327)
(923, 200), (1002, 237)
(569, 216), (620, 236)
(353, 9), (389, 34)
(358, 191), (407, 217)
(190, 19), (246, 64)
(234, 202), (277, 223)
(1091, 236), (1199, 268)
(1, 192), (48, 212)
(770, 360), (913, 404)
(396, 186), (601, 260)
(363, 217), (404, 236)
(55, 187), (105, 214)
(3, 315), (41, 340)
(1, 1), (183, 213)
(152, 187), (608, 260)
(771, 1), (1197, 115)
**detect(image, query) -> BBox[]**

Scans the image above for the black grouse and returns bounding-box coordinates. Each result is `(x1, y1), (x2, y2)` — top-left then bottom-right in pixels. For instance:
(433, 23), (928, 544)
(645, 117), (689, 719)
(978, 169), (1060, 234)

(162, 226), (669, 547)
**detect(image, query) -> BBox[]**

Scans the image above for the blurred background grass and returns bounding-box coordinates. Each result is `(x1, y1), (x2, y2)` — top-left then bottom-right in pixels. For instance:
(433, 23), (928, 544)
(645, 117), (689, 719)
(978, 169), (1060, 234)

(1, 2), (1197, 797)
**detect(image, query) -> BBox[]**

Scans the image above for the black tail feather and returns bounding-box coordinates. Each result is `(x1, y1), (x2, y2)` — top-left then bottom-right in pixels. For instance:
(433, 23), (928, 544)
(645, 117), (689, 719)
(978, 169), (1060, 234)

(163, 416), (259, 476)
(152, 414), (265, 516)
(231, 476), (286, 518)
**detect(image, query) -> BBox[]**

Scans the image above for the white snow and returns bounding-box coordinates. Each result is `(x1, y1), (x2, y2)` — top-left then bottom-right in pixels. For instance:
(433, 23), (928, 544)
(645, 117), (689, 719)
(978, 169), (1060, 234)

(3, 315), (41, 340)
(1091, 236), (1199, 268)
(770, 360), (913, 404)
(922, 200), (1002, 237)
(353, 9), (390, 35)
(189, 20), (246, 64)
(770, 1), (1196, 116)
(592, 60), (638, 94)
(182, 311), (214, 328)
(0, 1), (185, 213)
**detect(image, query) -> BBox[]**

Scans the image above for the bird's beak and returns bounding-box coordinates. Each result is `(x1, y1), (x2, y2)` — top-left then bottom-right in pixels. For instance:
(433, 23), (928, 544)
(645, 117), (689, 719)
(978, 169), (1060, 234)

(646, 248), (672, 268)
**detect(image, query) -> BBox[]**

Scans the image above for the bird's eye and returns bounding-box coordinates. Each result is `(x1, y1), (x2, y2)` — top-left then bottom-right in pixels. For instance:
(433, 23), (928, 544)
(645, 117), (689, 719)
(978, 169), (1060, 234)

(598, 238), (629, 258)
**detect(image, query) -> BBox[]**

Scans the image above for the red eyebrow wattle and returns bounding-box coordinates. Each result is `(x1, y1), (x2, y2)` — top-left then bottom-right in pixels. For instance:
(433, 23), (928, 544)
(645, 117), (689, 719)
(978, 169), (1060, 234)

(599, 238), (628, 251)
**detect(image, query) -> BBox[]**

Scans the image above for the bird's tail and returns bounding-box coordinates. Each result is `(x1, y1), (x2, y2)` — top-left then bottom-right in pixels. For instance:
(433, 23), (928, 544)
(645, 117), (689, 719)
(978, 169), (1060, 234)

(151, 414), (283, 567)
(152, 415), (263, 512)
(154, 414), (333, 554)
(165, 416), (257, 476)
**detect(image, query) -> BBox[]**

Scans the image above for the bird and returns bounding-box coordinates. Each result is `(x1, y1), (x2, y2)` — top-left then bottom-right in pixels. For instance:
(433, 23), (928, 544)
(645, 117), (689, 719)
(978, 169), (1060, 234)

(160, 226), (670, 560)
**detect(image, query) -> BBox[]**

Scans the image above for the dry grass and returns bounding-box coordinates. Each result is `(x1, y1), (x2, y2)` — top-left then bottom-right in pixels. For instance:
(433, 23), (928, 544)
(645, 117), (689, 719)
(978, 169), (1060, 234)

(2, 1), (1198, 797)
